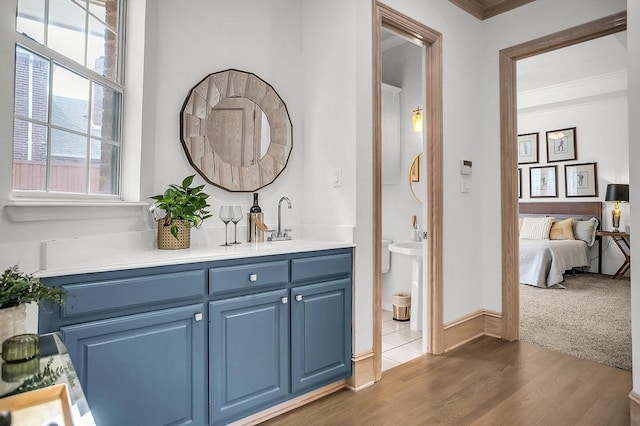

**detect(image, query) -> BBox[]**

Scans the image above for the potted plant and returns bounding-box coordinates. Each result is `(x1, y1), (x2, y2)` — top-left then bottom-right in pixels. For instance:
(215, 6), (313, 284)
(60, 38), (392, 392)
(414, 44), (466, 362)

(150, 174), (212, 249)
(0, 265), (65, 343)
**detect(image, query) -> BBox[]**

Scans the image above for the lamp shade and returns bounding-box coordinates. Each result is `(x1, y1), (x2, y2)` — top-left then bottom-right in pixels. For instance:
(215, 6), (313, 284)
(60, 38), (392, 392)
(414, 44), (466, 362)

(605, 184), (629, 202)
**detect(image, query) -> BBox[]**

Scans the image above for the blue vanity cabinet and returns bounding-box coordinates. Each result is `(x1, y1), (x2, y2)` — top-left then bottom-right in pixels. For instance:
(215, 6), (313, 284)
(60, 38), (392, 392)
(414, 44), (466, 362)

(39, 266), (208, 426)
(289, 251), (353, 394)
(39, 247), (353, 425)
(62, 303), (207, 426)
(209, 289), (290, 425)
(208, 249), (353, 424)
(291, 278), (352, 394)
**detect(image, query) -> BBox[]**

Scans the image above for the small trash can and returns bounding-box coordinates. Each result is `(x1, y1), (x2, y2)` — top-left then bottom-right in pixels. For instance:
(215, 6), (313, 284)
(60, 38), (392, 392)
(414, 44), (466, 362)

(392, 293), (411, 321)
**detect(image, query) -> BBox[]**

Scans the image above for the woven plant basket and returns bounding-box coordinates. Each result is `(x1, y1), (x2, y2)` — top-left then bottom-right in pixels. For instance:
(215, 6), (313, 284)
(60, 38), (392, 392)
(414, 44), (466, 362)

(157, 219), (191, 250)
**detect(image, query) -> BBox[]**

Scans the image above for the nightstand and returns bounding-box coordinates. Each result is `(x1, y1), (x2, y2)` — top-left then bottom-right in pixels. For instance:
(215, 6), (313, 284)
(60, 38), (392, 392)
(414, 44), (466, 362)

(596, 231), (630, 279)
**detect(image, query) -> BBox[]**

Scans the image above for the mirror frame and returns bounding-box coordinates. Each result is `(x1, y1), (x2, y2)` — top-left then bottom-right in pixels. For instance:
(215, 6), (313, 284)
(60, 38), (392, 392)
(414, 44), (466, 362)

(180, 69), (293, 192)
(409, 152), (423, 203)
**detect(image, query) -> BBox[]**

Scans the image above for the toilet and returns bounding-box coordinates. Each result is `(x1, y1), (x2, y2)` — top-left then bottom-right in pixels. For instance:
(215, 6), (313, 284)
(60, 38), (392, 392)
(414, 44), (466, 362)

(381, 239), (392, 273)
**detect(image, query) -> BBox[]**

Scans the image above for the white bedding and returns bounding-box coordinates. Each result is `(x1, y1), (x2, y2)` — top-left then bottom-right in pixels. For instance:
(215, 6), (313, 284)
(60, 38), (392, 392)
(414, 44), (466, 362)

(519, 239), (590, 288)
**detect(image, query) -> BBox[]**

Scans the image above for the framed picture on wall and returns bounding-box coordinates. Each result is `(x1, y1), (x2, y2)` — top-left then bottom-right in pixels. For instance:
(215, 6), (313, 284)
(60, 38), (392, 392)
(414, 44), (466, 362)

(517, 133), (538, 164)
(518, 168), (522, 199)
(565, 162), (598, 197)
(529, 165), (557, 198)
(546, 127), (577, 162)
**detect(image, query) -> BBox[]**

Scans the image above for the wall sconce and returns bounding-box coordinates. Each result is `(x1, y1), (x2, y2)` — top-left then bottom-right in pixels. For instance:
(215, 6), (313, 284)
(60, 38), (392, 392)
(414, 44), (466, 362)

(412, 107), (423, 133)
(605, 183), (629, 232)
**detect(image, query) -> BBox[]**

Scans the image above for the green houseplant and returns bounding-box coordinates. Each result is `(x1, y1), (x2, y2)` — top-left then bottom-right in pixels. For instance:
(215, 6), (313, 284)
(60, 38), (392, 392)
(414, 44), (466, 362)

(150, 174), (212, 249)
(0, 265), (64, 310)
(0, 265), (65, 344)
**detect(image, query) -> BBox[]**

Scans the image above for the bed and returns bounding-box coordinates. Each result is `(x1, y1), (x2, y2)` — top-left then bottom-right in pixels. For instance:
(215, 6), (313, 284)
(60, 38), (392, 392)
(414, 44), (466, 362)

(519, 202), (602, 288)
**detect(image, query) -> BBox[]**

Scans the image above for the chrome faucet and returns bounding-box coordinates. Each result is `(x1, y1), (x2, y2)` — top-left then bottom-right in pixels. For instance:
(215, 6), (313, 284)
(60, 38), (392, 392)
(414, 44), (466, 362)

(277, 197), (292, 238)
(268, 197), (292, 241)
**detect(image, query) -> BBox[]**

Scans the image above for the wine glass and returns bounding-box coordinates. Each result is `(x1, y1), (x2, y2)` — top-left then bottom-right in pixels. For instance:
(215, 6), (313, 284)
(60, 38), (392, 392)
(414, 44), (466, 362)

(219, 206), (233, 246)
(231, 206), (243, 244)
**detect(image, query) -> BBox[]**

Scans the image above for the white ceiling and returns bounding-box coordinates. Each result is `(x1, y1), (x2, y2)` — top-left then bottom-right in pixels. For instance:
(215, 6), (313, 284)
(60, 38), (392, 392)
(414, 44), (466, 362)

(383, 28), (627, 94)
(517, 32), (627, 92)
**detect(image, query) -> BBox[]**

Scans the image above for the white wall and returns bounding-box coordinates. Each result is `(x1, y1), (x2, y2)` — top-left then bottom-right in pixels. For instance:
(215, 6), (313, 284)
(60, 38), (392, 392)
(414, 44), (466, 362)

(479, 0), (627, 312)
(627, 0), (640, 396)
(301, 0), (364, 350)
(518, 96), (629, 275)
(381, 42), (423, 310)
(153, 0), (305, 236)
(0, 0), (307, 273)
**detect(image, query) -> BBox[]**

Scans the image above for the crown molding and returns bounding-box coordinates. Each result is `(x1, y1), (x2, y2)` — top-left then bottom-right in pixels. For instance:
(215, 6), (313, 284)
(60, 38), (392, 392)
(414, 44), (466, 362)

(449, 0), (535, 20)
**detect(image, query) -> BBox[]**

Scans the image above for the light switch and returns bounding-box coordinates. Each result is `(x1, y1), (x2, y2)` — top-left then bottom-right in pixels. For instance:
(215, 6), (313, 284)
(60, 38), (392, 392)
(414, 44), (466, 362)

(333, 168), (342, 187)
(461, 160), (472, 193)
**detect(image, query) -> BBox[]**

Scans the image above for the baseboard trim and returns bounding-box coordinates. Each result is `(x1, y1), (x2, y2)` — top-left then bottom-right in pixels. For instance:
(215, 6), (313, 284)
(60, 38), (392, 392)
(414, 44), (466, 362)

(346, 350), (375, 391)
(629, 391), (640, 425)
(231, 380), (346, 426)
(483, 309), (503, 338)
(443, 309), (503, 352)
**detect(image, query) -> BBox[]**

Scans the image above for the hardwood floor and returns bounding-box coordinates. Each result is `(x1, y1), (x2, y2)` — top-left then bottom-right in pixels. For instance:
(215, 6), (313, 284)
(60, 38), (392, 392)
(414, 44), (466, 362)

(264, 336), (631, 425)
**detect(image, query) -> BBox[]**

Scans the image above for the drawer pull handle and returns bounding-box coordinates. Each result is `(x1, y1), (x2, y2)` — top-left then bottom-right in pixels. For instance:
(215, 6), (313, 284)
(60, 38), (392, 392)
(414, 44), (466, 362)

(295, 295), (303, 302)
(194, 313), (203, 322)
(281, 297), (288, 304)
(249, 274), (258, 282)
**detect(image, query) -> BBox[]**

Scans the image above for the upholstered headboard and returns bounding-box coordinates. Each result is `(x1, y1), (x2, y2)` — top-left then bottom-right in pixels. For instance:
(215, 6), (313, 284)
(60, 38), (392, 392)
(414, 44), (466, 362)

(518, 201), (602, 224)
(518, 201), (603, 272)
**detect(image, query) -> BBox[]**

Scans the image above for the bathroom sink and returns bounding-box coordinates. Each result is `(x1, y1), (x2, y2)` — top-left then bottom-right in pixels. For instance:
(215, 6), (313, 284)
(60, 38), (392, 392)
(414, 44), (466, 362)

(389, 241), (422, 257)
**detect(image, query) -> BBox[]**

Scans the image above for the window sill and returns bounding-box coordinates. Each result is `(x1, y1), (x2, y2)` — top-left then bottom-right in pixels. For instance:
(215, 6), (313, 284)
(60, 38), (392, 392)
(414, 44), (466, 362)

(4, 200), (150, 222)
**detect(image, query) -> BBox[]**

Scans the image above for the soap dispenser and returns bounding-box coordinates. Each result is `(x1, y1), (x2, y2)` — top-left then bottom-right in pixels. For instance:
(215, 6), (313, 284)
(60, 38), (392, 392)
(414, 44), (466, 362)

(411, 215), (419, 241)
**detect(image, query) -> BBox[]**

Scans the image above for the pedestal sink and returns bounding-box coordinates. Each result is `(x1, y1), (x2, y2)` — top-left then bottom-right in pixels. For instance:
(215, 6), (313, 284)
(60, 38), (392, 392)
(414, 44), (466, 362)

(388, 241), (423, 331)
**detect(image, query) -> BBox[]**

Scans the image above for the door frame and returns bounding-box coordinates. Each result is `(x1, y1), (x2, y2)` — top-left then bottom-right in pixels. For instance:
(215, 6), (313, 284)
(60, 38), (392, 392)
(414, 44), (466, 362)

(372, 1), (444, 381)
(499, 11), (627, 340)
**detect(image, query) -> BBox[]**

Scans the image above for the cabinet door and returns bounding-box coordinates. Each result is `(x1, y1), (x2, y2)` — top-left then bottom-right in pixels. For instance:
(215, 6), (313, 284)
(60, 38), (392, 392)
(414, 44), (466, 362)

(62, 304), (206, 426)
(209, 289), (289, 425)
(291, 278), (352, 394)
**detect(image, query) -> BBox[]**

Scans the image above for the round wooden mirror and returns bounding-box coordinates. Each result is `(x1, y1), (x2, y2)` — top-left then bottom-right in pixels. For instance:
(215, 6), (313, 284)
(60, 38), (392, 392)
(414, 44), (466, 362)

(180, 69), (292, 192)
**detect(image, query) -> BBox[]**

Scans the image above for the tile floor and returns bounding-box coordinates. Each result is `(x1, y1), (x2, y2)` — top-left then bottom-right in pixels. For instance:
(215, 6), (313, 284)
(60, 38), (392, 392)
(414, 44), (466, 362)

(381, 309), (424, 371)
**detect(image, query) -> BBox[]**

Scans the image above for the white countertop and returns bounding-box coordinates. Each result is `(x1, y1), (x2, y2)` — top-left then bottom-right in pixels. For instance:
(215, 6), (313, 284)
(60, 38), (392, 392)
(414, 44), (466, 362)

(37, 240), (355, 278)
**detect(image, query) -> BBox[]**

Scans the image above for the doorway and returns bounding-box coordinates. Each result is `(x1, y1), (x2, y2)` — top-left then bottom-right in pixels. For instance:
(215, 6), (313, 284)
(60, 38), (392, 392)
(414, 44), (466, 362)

(379, 27), (425, 371)
(372, 1), (444, 381)
(499, 11), (627, 340)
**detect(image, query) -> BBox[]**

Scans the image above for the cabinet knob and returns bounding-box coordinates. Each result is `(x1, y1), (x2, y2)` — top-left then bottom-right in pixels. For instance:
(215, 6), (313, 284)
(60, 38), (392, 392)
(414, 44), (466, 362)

(249, 274), (258, 282)
(194, 313), (203, 322)
(281, 297), (288, 304)
(295, 294), (303, 302)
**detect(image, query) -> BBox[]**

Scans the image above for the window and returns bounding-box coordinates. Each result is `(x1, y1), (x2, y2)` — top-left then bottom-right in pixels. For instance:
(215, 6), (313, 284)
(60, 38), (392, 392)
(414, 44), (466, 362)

(13, 0), (124, 197)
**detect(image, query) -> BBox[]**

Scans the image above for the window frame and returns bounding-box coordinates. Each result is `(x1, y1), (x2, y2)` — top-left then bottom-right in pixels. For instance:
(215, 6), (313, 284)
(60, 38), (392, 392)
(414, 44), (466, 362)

(13, 0), (127, 200)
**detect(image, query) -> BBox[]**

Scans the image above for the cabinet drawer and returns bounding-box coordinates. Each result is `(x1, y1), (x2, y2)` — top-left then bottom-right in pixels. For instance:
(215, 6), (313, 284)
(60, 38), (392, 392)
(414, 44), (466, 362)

(209, 260), (289, 294)
(62, 270), (206, 318)
(291, 253), (352, 283)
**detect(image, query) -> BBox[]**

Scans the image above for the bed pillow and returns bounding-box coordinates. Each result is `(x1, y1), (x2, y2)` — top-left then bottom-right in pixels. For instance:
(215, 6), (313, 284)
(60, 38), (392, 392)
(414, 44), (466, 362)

(573, 217), (599, 246)
(519, 217), (554, 240)
(549, 218), (575, 240)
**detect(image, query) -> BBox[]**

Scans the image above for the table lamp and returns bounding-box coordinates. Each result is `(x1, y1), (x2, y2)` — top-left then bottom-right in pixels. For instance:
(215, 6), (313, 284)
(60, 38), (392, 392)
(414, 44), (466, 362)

(605, 183), (629, 232)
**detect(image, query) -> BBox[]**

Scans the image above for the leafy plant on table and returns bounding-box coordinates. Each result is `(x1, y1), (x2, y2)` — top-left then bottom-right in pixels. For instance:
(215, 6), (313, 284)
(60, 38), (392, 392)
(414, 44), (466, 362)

(0, 265), (65, 309)
(150, 174), (213, 239)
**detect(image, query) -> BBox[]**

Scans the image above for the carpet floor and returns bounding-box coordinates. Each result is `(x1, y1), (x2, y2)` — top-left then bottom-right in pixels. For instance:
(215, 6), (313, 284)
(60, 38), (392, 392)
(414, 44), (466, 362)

(519, 273), (631, 371)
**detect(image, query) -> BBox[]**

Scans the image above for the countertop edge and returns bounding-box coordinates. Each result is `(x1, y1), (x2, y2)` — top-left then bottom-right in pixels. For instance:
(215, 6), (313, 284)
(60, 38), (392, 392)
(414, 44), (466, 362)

(37, 241), (355, 278)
